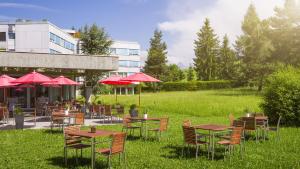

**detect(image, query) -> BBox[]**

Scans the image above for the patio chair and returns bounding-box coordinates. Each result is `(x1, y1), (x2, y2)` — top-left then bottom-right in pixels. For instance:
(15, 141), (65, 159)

(115, 106), (125, 122)
(265, 116), (282, 141)
(95, 132), (127, 168)
(63, 125), (91, 166)
(240, 117), (259, 142)
(0, 106), (9, 124)
(50, 112), (65, 131)
(229, 113), (235, 126)
(148, 117), (169, 141)
(217, 127), (244, 159)
(182, 120), (192, 127)
(91, 105), (101, 119)
(74, 113), (85, 126)
(104, 105), (113, 123)
(181, 125), (209, 159)
(122, 115), (142, 137)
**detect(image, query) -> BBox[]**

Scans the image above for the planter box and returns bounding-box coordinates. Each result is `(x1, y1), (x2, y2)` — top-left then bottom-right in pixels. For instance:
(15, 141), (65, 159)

(15, 114), (24, 129)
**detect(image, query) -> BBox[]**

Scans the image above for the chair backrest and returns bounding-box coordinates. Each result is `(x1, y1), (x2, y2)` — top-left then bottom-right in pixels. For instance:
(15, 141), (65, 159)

(255, 112), (265, 117)
(110, 132), (127, 154)
(229, 113), (235, 126)
(277, 115), (282, 129)
(241, 117), (256, 130)
(182, 120), (191, 127)
(230, 127), (243, 145)
(182, 126), (196, 144)
(159, 118), (169, 131)
(117, 107), (125, 114)
(75, 113), (85, 125)
(104, 105), (112, 115)
(64, 125), (81, 145)
(123, 115), (132, 127)
(232, 120), (246, 128)
(0, 107), (4, 120)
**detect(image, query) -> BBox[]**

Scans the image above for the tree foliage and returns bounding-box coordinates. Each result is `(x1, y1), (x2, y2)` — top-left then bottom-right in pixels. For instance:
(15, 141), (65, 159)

(187, 65), (195, 81)
(164, 64), (185, 82)
(194, 18), (219, 81)
(144, 29), (168, 80)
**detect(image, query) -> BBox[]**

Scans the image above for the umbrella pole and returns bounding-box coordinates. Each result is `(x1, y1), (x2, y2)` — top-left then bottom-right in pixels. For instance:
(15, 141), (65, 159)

(139, 84), (141, 106)
(61, 87), (63, 102)
(3, 88), (6, 104)
(115, 87), (118, 103)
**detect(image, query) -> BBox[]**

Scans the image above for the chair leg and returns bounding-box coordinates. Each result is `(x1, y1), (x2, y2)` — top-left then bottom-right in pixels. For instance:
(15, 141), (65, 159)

(181, 144), (185, 157)
(196, 145), (199, 159)
(108, 155), (112, 168)
(64, 147), (67, 166)
(76, 149), (78, 164)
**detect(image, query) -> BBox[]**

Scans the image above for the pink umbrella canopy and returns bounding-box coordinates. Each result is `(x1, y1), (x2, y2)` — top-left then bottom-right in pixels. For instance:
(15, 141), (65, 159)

(12, 71), (52, 84)
(42, 76), (79, 86)
(0, 75), (18, 87)
(120, 72), (160, 106)
(120, 72), (160, 82)
(99, 75), (132, 85)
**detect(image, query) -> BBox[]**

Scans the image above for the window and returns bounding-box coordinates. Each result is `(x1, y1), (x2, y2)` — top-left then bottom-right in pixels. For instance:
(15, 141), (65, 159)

(129, 61), (140, 68)
(8, 33), (15, 39)
(49, 32), (75, 51)
(116, 48), (129, 55)
(129, 49), (139, 55)
(119, 60), (128, 67)
(0, 32), (6, 41)
(109, 48), (116, 55)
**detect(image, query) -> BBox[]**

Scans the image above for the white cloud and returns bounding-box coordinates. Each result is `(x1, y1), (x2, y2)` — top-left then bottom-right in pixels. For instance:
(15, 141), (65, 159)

(158, 0), (285, 67)
(0, 2), (55, 12)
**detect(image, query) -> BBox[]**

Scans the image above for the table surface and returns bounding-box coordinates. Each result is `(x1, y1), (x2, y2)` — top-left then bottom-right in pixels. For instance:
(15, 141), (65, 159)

(67, 130), (121, 138)
(240, 116), (268, 120)
(194, 124), (229, 131)
(52, 113), (76, 117)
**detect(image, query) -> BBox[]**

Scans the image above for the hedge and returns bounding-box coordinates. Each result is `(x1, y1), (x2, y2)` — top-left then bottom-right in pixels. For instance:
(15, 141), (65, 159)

(161, 80), (234, 91)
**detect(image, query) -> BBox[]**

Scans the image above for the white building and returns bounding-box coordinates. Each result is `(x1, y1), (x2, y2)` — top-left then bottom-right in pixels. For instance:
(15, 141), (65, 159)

(0, 20), (77, 54)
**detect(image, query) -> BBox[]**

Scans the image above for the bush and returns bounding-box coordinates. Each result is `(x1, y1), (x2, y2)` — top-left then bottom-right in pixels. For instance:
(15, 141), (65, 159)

(161, 80), (234, 91)
(261, 67), (300, 126)
(76, 95), (86, 105)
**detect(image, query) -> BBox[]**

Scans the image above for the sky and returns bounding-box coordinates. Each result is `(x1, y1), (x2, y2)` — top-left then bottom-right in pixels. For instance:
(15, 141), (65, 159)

(0, 0), (287, 67)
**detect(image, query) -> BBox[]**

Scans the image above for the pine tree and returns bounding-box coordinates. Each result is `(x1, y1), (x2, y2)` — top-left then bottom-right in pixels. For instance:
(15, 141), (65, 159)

(193, 18), (219, 81)
(218, 35), (237, 80)
(238, 4), (274, 91)
(144, 29), (168, 80)
(269, 0), (300, 65)
(187, 65), (195, 81)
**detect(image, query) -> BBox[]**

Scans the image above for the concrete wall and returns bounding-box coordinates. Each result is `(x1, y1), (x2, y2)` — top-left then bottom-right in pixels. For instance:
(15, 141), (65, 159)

(0, 52), (118, 71)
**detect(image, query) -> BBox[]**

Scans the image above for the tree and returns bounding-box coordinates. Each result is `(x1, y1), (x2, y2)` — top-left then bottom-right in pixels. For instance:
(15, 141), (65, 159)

(237, 4), (274, 91)
(165, 64), (185, 82)
(269, 0), (300, 65)
(80, 24), (112, 55)
(79, 24), (113, 95)
(218, 35), (237, 80)
(193, 18), (219, 81)
(144, 29), (168, 80)
(187, 65), (195, 81)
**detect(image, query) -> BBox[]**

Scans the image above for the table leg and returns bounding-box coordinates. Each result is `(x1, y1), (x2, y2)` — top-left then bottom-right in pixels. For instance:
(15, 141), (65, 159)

(212, 132), (215, 160)
(91, 138), (95, 169)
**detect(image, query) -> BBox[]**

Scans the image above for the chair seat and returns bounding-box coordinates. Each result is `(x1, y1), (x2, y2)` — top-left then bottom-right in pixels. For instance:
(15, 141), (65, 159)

(68, 143), (91, 149)
(148, 128), (160, 131)
(196, 140), (209, 145)
(267, 127), (277, 131)
(96, 148), (111, 155)
(218, 135), (231, 140)
(217, 140), (231, 145)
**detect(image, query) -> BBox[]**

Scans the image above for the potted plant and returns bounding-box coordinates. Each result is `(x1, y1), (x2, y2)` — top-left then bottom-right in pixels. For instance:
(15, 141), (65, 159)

(129, 104), (138, 117)
(14, 106), (24, 129)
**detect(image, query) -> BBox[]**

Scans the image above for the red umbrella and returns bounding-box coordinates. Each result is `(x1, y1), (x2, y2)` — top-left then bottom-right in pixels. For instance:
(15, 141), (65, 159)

(99, 75), (132, 103)
(0, 75), (18, 103)
(42, 76), (79, 101)
(12, 71), (53, 108)
(120, 72), (161, 106)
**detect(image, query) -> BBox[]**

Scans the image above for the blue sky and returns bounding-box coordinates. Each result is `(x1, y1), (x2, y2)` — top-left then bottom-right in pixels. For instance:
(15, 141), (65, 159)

(0, 0), (285, 66)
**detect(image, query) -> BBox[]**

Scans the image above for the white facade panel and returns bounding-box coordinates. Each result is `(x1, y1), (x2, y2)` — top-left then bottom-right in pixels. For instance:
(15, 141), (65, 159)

(0, 25), (8, 50)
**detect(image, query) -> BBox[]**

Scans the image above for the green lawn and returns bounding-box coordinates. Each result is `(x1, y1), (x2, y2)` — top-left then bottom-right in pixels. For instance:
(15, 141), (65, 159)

(1, 88), (300, 169)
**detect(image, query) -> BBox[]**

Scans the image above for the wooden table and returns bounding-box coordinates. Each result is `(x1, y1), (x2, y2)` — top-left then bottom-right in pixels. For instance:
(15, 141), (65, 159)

(52, 113), (76, 126)
(128, 117), (161, 139)
(67, 130), (120, 169)
(194, 124), (230, 160)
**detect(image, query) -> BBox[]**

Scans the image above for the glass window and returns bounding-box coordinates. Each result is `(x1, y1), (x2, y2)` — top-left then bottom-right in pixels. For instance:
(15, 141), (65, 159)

(129, 61), (140, 68)
(109, 48), (116, 55)
(8, 33), (15, 39)
(49, 32), (75, 51)
(116, 48), (129, 55)
(49, 49), (61, 54)
(119, 60), (128, 67)
(0, 32), (6, 41)
(129, 49), (139, 55)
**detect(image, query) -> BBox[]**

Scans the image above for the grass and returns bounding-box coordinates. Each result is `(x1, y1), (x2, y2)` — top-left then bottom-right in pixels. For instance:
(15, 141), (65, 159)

(0, 88), (300, 169)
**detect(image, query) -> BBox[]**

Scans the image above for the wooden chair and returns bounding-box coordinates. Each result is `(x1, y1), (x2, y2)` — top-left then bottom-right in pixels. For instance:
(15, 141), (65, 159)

(229, 113), (235, 126)
(50, 112), (65, 131)
(240, 117), (259, 142)
(0, 106), (9, 124)
(74, 113), (85, 126)
(122, 115), (142, 136)
(182, 120), (192, 127)
(181, 125), (209, 159)
(95, 132), (127, 168)
(217, 127), (244, 159)
(104, 105), (113, 123)
(265, 116), (282, 141)
(116, 106), (125, 122)
(91, 105), (101, 119)
(148, 118), (169, 141)
(63, 126), (91, 165)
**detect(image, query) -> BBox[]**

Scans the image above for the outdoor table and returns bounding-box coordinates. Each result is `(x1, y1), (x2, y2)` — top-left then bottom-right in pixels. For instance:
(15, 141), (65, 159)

(128, 117), (161, 139)
(52, 113), (76, 126)
(67, 130), (121, 169)
(194, 124), (230, 160)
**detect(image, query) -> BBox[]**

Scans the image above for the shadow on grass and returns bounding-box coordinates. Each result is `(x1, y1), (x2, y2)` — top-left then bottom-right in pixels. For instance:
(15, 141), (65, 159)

(47, 156), (107, 168)
(43, 129), (63, 134)
(210, 88), (261, 97)
(161, 144), (226, 161)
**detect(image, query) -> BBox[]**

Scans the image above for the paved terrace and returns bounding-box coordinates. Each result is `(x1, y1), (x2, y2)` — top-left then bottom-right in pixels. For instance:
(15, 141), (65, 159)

(0, 116), (121, 130)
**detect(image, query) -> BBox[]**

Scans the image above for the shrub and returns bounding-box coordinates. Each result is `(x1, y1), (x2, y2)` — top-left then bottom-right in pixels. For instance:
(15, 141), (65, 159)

(76, 95), (86, 105)
(261, 67), (300, 126)
(161, 80), (234, 91)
